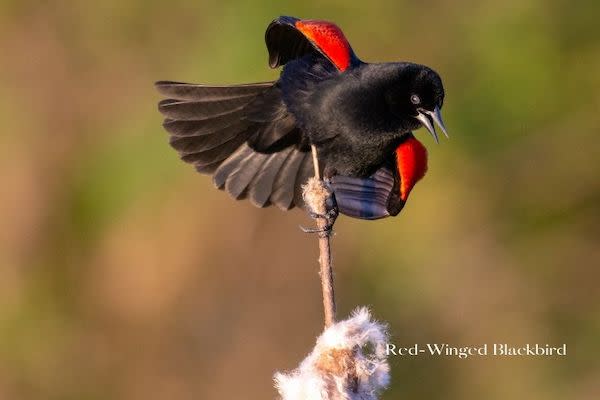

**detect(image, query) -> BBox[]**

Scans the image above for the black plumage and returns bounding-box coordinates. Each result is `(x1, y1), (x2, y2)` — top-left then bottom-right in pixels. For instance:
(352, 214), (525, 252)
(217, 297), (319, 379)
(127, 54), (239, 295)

(156, 16), (447, 219)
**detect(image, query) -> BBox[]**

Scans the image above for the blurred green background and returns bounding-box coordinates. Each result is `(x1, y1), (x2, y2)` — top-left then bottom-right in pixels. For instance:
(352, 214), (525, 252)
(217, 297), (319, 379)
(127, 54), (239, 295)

(1, 0), (599, 399)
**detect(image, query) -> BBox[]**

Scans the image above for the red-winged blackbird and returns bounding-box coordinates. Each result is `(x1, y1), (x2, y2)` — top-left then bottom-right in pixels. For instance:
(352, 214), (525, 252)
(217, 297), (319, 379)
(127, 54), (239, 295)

(156, 16), (448, 220)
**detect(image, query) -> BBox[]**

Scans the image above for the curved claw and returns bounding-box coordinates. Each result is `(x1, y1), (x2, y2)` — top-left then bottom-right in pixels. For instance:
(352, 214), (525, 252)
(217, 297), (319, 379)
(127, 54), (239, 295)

(299, 224), (333, 238)
(300, 206), (339, 237)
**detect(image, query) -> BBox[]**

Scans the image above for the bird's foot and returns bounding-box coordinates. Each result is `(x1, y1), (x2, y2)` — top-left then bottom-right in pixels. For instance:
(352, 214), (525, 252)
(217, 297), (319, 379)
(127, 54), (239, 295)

(300, 177), (338, 237)
(300, 207), (339, 237)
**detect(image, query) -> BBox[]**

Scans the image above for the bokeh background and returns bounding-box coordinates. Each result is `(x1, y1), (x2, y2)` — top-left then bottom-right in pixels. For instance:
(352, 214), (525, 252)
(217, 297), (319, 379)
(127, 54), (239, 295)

(1, 0), (599, 399)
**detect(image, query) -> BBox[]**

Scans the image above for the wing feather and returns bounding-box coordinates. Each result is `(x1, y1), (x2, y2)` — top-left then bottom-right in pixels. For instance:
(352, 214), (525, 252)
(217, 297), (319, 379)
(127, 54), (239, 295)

(212, 144), (255, 188)
(292, 153), (316, 210)
(247, 147), (294, 207)
(155, 81), (273, 101)
(156, 80), (312, 211)
(169, 122), (250, 155)
(224, 152), (270, 199)
(158, 98), (251, 120)
(270, 149), (307, 210)
(162, 111), (246, 137)
(180, 132), (251, 167)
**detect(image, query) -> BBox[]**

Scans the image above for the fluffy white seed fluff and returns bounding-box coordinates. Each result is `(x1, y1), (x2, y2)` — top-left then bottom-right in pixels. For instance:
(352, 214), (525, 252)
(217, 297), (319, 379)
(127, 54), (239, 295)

(274, 307), (390, 400)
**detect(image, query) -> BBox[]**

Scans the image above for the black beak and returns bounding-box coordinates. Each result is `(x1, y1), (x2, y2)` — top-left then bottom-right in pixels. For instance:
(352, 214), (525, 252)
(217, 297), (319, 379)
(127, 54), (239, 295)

(415, 106), (449, 143)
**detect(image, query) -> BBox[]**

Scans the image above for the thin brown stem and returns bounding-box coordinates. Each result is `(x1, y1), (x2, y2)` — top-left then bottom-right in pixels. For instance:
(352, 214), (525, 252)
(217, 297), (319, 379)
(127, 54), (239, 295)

(310, 145), (336, 328)
(311, 145), (321, 179)
(317, 221), (336, 328)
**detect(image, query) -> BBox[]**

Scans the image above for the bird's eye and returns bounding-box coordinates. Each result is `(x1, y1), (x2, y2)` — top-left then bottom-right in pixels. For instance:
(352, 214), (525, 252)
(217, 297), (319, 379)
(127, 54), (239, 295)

(410, 94), (421, 105)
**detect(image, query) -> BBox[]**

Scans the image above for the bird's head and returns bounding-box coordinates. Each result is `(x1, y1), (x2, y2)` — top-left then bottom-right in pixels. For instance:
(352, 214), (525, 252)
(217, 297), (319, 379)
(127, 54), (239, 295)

(385, 63), (448, 143)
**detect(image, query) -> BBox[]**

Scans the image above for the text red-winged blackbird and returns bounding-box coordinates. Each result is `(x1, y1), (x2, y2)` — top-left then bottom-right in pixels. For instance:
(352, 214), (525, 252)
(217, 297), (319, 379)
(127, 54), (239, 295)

(156, 16), (448, 220)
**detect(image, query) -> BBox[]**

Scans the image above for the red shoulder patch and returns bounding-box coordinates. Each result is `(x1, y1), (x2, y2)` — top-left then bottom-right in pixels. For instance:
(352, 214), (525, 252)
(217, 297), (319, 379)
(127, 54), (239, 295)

(295, 20), (353, 71)
(395, 137), (428, 201)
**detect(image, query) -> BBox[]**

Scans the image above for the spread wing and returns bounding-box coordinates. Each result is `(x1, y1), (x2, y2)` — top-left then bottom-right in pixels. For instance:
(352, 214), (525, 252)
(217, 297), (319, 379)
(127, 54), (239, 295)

(156, 17), (364, 214)
(156, 81), (315, 210)
(265, 16), (360, 72)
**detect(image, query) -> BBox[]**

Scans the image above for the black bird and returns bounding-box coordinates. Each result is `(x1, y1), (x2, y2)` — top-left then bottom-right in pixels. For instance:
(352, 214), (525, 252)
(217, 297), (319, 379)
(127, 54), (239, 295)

(156, 16), (448, 220)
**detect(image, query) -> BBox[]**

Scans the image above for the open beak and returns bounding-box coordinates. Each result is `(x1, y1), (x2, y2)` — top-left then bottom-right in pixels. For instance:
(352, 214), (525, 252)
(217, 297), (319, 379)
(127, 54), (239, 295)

(415, 106), (449, 144)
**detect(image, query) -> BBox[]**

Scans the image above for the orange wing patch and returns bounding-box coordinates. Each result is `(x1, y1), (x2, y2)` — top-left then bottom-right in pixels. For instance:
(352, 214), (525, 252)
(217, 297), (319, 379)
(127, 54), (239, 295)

(395, 137), (428, 201)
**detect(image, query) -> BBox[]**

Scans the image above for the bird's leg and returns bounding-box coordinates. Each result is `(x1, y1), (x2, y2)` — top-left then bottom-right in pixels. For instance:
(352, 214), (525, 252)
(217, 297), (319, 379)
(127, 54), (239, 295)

(301, 177), (338, 237)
